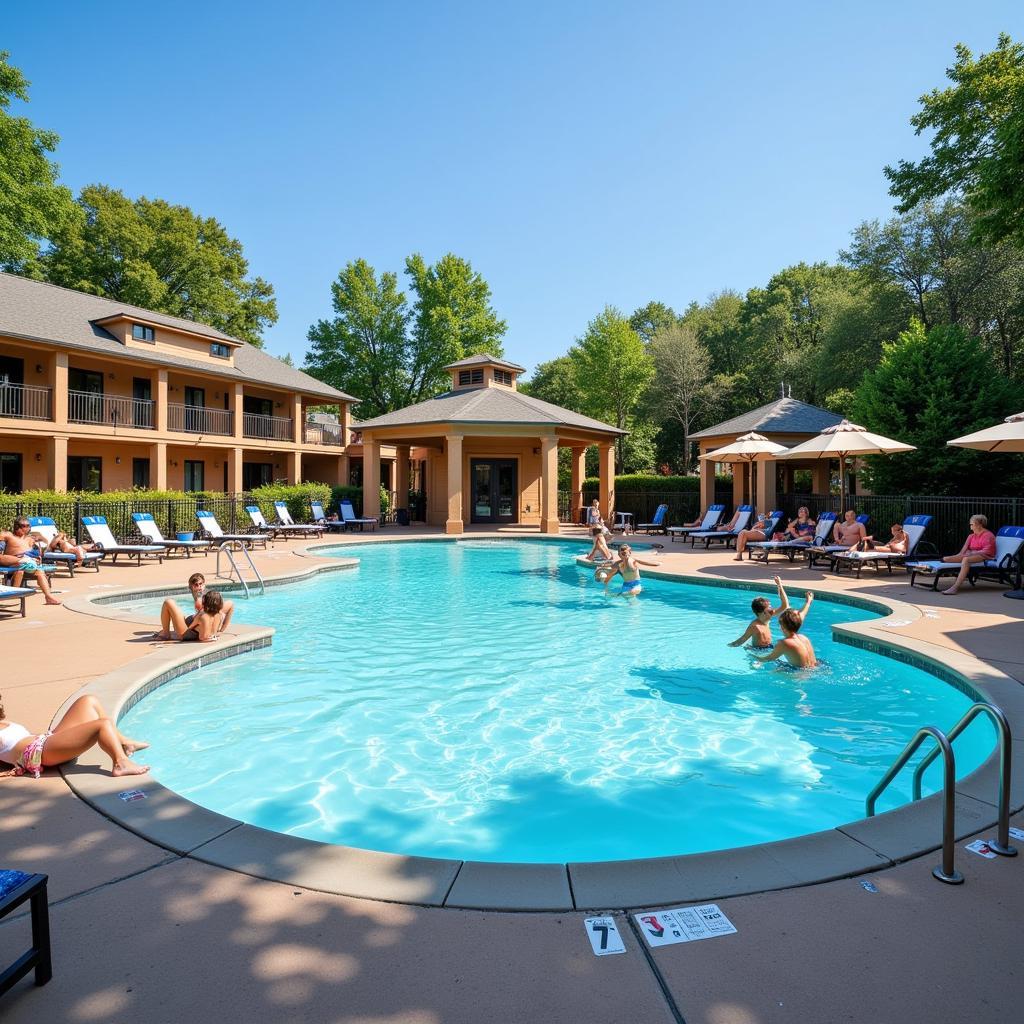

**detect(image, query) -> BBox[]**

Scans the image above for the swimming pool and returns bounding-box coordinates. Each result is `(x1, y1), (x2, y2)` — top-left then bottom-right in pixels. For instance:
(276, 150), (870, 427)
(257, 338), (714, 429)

(118, 539), (994, 863)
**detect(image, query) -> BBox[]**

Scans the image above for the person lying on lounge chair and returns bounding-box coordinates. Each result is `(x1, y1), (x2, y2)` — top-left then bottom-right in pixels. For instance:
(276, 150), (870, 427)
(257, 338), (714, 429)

(1, 692), (148, 779)
(781, 507), (816, 542)
(863, 523), (908, 554)
(939, 514), (997, 596)
(154, 588), (227, 641)
(0, 518), (61, 605)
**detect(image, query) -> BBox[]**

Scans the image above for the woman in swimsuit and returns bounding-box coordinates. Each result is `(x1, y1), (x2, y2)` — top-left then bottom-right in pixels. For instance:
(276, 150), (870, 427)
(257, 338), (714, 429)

(155, 589), (225, 642)
(0, 693), (149, 779)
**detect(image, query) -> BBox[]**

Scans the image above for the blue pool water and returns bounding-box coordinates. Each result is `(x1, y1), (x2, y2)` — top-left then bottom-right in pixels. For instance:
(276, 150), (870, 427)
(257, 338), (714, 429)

(118, 540), (994, 863)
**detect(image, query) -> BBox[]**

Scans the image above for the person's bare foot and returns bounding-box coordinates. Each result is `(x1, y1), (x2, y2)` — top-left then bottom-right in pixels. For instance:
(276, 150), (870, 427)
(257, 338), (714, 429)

(45, 597), (62, 606)
(112, 761), (150, 777)
(122, 739), (150, 755)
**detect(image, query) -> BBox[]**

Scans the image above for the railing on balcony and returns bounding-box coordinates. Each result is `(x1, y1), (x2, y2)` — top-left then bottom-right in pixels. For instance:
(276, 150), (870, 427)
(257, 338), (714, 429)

(167, 403), (234, 436)
(304, 422), (346, 446)
(0, 382), (52, 421)
(68, 390), (155, 429)
(244, 413), (293, 441)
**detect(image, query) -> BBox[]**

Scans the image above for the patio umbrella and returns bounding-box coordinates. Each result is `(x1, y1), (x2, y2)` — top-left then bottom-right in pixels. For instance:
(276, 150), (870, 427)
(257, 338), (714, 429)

(947, 411), (1024, 453)
(777, 419), (915, 512)
(947, 412), (1024, 599)
(699, 432), (787, 509)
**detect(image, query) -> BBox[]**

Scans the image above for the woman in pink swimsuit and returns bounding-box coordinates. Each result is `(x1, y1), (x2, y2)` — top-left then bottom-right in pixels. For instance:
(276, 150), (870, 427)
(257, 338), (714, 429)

(940, 514), (997, 595)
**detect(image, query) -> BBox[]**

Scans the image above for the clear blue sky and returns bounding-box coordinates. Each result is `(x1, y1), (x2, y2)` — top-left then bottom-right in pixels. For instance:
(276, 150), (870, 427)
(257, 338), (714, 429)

(6, 1), (1022, 373)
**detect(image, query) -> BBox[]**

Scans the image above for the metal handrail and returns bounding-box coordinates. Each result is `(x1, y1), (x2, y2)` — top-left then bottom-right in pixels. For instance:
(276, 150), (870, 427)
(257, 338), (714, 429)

(913, 702), (1017, 857)
(866, 725), (963, 884)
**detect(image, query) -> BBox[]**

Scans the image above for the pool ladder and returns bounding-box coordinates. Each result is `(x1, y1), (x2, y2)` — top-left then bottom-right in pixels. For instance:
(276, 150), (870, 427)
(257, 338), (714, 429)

(866, 702), (1016, 884)
(214, 540), (265, 598)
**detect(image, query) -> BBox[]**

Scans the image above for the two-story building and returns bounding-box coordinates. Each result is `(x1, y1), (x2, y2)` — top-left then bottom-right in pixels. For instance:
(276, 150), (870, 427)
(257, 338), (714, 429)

(0, 272), (357, 494)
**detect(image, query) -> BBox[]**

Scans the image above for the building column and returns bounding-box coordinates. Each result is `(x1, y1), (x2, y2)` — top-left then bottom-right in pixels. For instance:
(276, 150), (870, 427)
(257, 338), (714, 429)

(52, 352), (68, 428)
(228, 447), (243, 494)
(47, 435), (68, 491)
(151, 441), (167, 491)
(811, 460), (831, 500)
(395, 445), (410, 510)
(570, 446), (587, 525)
(699, 450), (716, 512)
(598, 442), (615, 522)
(232, 383), (244, 440)
(286, 451), (302, 485)
(156, 369), (168, 433)
(540, 435), (560, 534)
(755, 459), (778, 515)
(445, 433), (463, 535)
(363, 433), (381, 520)
(337, 453), (351, 488)
(292, 394), (303, 445)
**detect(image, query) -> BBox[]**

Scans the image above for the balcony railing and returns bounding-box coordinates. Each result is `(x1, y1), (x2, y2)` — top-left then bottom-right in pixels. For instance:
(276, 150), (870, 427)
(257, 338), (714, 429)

(168, 403), (234, 436)
(68, 390), (155, 429)
(0, 382), (52, 421)
(304, 422), (346, 446)
(244, 413), (293, 441)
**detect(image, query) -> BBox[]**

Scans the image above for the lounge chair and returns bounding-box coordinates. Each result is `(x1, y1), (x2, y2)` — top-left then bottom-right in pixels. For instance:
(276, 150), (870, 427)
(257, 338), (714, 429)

(339, 499), (377, 532)
(833, 515), (935, 578)
(637, 504), (669, 535)
(745, 512), (837, 563)
(273, 501), (324, 537)
(195, 509), (268, 549)
(804, 514), (871, 569)
(667, 504), (725, 543)
(81, 517), (164, 565)
(131, 513), (211, 558)
(735, 510), (786, 560)
(906, 524), (1024, 590)
(0, 583), (35, 617)
(310, 500), (347, 532)
(26, 517), (103, 576)
(689, 505), (754, 549)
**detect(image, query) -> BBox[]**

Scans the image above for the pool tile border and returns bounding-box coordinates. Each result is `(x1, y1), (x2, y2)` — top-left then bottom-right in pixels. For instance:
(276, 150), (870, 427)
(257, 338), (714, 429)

(58, 536), (1024, 912)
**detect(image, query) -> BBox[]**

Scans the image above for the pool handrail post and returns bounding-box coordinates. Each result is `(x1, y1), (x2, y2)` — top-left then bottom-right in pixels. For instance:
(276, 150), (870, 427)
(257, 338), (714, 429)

(866, 725), (963, 885)
(912, 702), (1017, 857)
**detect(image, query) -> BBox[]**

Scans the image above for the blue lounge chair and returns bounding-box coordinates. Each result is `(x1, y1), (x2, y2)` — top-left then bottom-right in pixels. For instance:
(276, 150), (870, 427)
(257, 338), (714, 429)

(804, 514), (871, 569)
(132, 513), (211, 558)
(637, 503), (669, 535)
(667, 504), (725, 543)
(339, 499), (377, 532)
(81, 517), (164, 565)
(197, 509), (268, 549)
(26, 517), (103, 576)
(311, 500), (347, 532)
(746, 512), (837, 563)
(689, 505), (754, 549)
(906, 525), (1024, 590)
(273, 501), (324, 537)
(0, 584), (34, 617)
(834, 514), (935, 578)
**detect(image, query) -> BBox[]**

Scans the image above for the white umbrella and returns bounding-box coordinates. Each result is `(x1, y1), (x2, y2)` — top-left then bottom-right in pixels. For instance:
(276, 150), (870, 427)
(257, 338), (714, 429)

(947, 412), (1024, 453)
(778, 419), (915, 511)
(699, 432), (787, 509)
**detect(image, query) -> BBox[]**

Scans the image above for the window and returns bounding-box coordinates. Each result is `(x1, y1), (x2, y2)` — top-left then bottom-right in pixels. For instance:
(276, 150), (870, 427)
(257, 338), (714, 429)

(210, 342), (230, 359)
(68, 456), (102, 492)
(493, 369), (513, 386)
(131, 323), (155, 342)
(458, 368), (484, 386)
(132, 457), (150, 489)
(184, 460), (205, 492)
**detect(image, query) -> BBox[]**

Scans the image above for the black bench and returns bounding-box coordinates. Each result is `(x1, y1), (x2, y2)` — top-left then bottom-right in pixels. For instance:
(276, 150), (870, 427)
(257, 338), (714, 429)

(0, 870), (52, 998)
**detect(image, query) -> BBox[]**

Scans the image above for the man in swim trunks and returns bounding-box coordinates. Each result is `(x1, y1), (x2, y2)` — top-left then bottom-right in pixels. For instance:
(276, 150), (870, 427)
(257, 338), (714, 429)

(754, 602), (817, 668)
(727, 576), (810, 649)
(598, 543), (660, 597)
(0, 518), (62, 605)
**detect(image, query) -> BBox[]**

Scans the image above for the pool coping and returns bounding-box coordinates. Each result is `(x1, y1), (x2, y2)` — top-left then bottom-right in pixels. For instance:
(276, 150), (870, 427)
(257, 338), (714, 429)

(58, 535), (1024, 913)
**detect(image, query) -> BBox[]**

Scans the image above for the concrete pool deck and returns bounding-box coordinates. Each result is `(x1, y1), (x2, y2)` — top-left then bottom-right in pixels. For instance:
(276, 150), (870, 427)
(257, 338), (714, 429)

(1, 525), (1022, 1022)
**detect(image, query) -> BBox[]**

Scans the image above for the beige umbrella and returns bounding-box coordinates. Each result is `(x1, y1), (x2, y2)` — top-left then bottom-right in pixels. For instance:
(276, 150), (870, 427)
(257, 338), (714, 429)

(699, 432), (787, 510)
(947, 411), (1024, 453)
(778, 419), (915, 511)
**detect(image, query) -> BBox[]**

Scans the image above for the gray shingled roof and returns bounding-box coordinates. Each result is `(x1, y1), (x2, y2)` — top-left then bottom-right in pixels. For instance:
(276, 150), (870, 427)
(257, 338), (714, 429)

(0, 272), (355, 403)
(355, 386), (623, 434)
(690, 398), (843, 440)
(444, 353), (526, 372)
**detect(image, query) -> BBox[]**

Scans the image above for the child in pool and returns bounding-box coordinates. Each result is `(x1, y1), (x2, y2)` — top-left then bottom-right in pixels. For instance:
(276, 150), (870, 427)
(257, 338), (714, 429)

(728, 576), (804, 649)
(754, 604), (817, 668)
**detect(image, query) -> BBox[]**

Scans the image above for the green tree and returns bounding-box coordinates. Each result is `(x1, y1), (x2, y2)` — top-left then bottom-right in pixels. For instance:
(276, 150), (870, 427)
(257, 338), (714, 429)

(851, 320), (1024, 494)
(0, 51), (79, 269)
(39, 184), (276, 346)
(520, 355), (582, 410)
(885, 34), (1024, 247)
(405, 252), (507, 400)
(629, 300), (678, 344)
(569, 307), (653, 471)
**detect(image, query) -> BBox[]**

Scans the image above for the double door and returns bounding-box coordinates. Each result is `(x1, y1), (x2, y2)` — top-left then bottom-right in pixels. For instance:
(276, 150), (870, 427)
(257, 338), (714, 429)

(470, 459), (517, 524)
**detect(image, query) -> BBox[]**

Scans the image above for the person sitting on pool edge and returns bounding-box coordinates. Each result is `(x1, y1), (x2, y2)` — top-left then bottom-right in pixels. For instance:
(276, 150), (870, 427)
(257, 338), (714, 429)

(595, 543), (659, 597)
(154, 572), (234, 641)
(727, 576), (807, 649)
(154, 588), (227, 642)
(754, 600), (817, 668)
